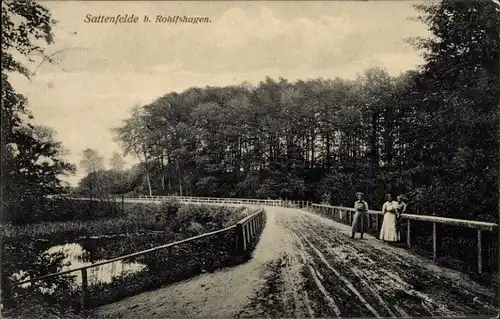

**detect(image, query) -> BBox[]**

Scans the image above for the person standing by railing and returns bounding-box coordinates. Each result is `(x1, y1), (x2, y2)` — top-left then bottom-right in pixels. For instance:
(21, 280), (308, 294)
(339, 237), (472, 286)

(395, 195), (407, 242)
(395, 195), (407, 220)
(351, 192), (369, 239)
(379, 194), (400, 242)
(395, 195), (407, 216)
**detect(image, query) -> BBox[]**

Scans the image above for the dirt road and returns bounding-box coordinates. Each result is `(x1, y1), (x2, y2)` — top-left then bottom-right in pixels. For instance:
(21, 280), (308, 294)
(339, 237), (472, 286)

(98, 207), (498, 318)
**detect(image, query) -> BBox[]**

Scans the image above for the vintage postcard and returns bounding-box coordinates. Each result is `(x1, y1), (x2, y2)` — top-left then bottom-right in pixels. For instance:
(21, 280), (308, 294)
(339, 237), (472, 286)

(1, 0), (498, 318)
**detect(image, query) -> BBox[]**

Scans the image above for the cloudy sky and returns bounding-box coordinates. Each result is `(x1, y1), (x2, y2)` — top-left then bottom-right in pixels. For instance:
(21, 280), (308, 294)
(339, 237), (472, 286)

(10, 0), (430, 185)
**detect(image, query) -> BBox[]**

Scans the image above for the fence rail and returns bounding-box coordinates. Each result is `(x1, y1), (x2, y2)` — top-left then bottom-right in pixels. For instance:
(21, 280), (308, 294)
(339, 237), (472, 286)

(133, 195), (313, 208)
(13, 207), (266, 310)
(234, 208), (266, 253)
(59, 194), (314, 208)
(311, 204), (498, 274)
(136, 195), (284, 206)
(68, 195), (284, 206)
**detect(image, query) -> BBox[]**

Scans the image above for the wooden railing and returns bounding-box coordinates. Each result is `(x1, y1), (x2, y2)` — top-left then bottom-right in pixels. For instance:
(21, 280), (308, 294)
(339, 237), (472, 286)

(13, 208), (266, 310)
(311, 204), (498, 274)
(234, 208), (266, 253)
(67, 194), (314, 208)
(136, 195), (283, 206)
(133, 195), (313, 208)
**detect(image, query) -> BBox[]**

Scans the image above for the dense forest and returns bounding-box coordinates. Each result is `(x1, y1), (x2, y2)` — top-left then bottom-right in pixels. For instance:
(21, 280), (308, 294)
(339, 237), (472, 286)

(2, 0), (498, 225)
(75, 1), (499, 222)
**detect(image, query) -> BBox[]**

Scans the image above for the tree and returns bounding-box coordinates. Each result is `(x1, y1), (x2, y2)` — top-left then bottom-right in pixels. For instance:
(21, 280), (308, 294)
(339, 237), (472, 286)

(1, 1), (76, 224)
(79, 148), (105, 200)
(109, 151), (125, 171)
(108, 152), (127, 195)
(80, 148), (104, 174)
(408, 0), (499, 220)
(113, 106), (154, 196)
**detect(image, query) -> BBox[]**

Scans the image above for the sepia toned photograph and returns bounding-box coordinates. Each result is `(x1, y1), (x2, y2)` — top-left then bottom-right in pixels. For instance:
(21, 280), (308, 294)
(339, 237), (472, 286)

(1, 0), (498, 318)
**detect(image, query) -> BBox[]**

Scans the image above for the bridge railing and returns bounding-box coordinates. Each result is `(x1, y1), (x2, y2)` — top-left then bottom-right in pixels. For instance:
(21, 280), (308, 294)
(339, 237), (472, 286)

(132, 195), (313, 208)
(134, 195), (283, 206)
(311, 204), (498, 275)
(63, 194), (314, 209)
(11, 208), (266, 311)
(234, 208), (266, 253)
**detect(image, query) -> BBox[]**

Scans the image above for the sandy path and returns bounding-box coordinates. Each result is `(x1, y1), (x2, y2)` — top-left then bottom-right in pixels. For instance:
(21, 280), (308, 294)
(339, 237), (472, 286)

(98, 206), (296, 318)
(98, 207), (498, 318)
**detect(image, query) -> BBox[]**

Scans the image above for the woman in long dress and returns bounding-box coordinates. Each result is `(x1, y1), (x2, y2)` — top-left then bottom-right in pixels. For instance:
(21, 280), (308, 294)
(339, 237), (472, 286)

(351, 192), (368, 239)
(379, 194), (400, 242)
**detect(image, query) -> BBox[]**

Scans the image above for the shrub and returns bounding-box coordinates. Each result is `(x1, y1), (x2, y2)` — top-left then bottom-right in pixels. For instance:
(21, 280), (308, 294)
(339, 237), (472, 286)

(175, 205), (232, 232)
(1, 302), (96, 319)
(158, 197), (182, 217)
(6, 198), (123, 226)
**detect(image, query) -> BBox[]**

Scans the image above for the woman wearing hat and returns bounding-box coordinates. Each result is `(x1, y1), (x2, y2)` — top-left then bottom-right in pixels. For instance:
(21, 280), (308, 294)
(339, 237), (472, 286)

(351, 192), (369, 239)
(379, 194), (400, 242)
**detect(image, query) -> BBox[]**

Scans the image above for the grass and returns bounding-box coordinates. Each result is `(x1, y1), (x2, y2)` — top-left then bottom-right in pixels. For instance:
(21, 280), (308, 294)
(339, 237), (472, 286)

(1, 303), (97, 319)
(1, 200), (251, 244)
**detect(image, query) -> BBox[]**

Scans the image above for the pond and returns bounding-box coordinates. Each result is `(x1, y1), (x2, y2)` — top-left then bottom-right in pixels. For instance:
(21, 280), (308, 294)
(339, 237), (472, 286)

(12, 242), (147, 292)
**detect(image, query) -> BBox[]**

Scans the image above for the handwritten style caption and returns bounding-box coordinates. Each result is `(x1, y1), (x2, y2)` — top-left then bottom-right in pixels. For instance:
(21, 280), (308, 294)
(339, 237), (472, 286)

(84, 14), (211, 24)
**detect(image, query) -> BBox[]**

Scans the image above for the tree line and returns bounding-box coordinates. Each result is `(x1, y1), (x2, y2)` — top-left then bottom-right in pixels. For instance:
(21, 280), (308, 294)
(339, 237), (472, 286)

(97, 1), (498, 222)
(2, 0), (498, 224)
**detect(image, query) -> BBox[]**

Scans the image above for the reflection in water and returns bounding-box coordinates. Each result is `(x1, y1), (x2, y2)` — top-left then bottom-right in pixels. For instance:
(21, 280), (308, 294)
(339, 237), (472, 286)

(13, 243), (147, 290)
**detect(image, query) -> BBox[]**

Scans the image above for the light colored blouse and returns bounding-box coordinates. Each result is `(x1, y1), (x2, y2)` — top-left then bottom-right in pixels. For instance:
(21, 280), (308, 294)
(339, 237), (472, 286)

(354, 200), (368, 213)
(382, 201), (398, 214)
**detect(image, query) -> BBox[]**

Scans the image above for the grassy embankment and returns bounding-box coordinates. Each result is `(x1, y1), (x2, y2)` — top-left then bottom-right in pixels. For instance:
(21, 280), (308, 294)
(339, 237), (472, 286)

(1, 198), (263, 319)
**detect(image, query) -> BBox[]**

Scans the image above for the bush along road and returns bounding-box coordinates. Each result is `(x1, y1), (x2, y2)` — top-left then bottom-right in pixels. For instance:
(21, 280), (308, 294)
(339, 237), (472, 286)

(99, 207), (499, 318)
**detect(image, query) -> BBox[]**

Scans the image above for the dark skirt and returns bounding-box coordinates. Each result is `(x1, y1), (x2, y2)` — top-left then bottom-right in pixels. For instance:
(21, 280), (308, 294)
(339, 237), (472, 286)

(351, 211), (366, 233)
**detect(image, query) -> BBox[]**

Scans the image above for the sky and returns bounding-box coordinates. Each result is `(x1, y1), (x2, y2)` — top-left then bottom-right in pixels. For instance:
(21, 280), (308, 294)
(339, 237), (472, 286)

(9, 0), (430, 186)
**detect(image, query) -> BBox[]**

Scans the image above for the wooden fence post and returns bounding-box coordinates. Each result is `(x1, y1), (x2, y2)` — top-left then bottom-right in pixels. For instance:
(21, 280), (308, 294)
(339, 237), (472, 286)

(234, 223), (243, 255)
(81, 268), (89, 310)
(375, 214), (379, 232)
(477, 229), (483, 274)
(407, 220), (411, 246)
(242, 224), (248, 252)
(245, 223), (250, 247)
(432, 222), (438, 261)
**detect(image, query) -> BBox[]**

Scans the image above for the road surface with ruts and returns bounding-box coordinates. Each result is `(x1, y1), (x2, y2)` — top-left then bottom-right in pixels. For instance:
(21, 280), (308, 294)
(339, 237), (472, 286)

(98, 207), (498, 318)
